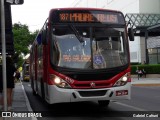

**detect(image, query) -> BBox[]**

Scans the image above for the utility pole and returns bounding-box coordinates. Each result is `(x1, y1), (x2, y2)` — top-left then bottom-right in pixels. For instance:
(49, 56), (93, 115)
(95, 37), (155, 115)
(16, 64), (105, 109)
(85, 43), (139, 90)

(1, 0), (7, 114)
(0, 1), (24, 118)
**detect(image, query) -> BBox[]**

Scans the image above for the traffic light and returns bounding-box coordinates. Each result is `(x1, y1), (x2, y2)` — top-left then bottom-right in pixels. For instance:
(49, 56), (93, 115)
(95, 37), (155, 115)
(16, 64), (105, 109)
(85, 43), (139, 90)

(6, 0), (24, 5)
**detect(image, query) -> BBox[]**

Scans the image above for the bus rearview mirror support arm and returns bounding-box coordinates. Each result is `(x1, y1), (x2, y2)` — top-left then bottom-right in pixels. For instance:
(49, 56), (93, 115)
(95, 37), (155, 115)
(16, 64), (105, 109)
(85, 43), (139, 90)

(128, 28), (134, 41)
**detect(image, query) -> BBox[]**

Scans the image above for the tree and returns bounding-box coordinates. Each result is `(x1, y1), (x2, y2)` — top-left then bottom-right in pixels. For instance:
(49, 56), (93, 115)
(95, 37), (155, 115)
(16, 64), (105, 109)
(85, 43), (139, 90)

(12, 22), (38, 67)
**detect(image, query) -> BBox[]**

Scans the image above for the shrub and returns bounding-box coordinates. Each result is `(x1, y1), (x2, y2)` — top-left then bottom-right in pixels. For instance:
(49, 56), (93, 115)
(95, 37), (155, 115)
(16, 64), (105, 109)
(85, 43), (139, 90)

(131, 64), (160, 74)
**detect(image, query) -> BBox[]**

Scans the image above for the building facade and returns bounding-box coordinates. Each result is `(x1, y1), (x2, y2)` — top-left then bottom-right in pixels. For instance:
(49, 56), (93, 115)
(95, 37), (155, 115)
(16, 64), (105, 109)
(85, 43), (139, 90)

(71, 0), (160, 64)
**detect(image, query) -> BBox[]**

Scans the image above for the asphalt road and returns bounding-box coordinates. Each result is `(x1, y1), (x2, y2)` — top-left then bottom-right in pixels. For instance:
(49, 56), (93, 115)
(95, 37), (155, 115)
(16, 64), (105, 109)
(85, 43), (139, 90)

(22, 81), (160, 120)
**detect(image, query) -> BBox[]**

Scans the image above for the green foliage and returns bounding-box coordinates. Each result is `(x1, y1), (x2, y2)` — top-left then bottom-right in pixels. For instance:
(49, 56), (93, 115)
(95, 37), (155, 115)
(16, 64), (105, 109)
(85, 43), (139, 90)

(16, 55), (23, 67)
(131, 64), (160, 74)
(12, 22), (38, 67)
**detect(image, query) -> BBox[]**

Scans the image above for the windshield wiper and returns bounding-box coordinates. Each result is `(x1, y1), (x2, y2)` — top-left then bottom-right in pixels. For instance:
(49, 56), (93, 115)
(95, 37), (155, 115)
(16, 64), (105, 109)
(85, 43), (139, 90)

(69, 24), (84, 43)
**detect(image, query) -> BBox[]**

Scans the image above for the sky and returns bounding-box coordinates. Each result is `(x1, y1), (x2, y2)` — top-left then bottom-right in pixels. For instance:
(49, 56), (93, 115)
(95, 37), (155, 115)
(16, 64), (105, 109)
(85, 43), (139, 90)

(11, 0), (75, 32)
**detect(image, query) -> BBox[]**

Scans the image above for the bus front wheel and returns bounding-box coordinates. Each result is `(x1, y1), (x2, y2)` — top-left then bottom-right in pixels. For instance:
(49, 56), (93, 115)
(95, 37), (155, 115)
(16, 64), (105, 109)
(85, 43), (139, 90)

(98, 100), (110, 107)
(32, 89), (37, 96)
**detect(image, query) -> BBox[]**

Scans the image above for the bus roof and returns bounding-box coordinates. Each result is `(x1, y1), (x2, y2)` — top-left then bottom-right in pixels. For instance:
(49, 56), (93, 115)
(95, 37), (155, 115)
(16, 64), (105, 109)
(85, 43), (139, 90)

(48, 8), (125, 25)
(49, 7), (123, 14)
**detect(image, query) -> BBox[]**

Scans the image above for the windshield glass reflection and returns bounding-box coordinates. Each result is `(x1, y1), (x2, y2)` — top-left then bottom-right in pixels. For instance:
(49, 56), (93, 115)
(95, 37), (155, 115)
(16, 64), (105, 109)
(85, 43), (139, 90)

(51, 25), (128, 69)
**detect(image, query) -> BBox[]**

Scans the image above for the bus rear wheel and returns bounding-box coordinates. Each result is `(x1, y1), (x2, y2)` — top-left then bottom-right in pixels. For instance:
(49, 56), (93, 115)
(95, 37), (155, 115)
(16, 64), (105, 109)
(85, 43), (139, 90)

(98, 100), (110, 107)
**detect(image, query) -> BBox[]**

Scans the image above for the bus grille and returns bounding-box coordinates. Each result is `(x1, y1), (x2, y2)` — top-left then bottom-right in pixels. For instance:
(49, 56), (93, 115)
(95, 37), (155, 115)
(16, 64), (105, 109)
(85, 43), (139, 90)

(67, 72), (118, 81)
(78, 90), (107, 97)
(74, 83), (112, 88)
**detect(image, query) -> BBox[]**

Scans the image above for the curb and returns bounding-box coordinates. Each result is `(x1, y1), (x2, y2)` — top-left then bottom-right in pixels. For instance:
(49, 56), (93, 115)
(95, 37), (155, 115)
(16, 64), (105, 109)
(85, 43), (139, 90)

(20, 81), (38, 120)
(132, 84), (160, 87)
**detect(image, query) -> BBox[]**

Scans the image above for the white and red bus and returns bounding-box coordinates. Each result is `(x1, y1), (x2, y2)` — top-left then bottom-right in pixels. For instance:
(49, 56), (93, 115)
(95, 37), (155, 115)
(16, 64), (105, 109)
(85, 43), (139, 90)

(30, 8), (134, 106)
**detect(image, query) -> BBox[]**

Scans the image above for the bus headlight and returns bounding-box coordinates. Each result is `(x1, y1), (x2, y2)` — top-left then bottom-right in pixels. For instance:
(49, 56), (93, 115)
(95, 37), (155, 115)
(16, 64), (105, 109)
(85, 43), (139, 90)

(113, 74), (128, 87)
(55, 78), (71, 88)
(50, 75), (71, 89)
(54, 77), (61, 84)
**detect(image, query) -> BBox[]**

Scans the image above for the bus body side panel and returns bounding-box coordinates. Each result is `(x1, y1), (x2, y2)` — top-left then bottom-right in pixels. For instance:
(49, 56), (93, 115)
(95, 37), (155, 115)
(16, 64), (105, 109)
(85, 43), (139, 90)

(43, 45), (49, 100)
(30, 48), (34, 90)
(37, 44), (43, 97)
(32, 45), (38, 93)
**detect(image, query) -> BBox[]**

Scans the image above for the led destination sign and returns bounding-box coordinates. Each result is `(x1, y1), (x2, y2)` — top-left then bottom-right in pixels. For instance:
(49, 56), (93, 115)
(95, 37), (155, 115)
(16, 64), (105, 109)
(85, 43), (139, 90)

(59, 13), (118, 23)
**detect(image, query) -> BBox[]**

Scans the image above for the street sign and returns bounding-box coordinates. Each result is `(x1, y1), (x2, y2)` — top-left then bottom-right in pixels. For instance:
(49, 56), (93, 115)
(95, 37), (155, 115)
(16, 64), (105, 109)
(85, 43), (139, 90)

(6, 0), (24, 5)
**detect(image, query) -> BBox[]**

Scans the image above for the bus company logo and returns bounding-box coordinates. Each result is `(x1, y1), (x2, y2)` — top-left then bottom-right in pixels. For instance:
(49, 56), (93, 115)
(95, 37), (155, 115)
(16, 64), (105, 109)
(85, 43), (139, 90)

(90, 82), (96, 88)
(65, 77), (74, 84)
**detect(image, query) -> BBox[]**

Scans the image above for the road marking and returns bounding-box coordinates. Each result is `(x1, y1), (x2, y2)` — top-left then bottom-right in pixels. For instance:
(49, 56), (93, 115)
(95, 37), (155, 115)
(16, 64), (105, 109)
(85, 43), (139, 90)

(114, 101), (147, 111)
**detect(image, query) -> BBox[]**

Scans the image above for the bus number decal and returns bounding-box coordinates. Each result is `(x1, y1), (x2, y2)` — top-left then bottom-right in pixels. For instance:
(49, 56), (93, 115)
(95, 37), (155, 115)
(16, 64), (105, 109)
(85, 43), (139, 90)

(60, 13), (69, 21)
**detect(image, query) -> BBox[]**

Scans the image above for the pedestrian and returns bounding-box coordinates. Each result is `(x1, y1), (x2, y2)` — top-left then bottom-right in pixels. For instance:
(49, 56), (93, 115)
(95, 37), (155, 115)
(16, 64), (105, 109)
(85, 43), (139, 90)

(142, 68), (146, 78)
(0, 91), (2, 111)
(0, 65), (3, 110)
(0, 57), (16, 111)
(0, 89), (3, 111)
(136, 69), (143, 80)
(15, 70), (20, 82)
(6, 57), (16, 110)
(0, 57), (16, 110)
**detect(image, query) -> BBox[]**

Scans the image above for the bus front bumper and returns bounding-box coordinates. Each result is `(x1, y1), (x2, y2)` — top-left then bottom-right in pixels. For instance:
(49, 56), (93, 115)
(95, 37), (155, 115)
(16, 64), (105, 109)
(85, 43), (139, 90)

(46, 83), (131, 104)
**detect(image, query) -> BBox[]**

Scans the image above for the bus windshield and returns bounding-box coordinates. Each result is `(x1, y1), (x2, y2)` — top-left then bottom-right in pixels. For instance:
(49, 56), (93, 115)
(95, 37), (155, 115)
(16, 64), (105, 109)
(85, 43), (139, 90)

(51, 25), (128, 69)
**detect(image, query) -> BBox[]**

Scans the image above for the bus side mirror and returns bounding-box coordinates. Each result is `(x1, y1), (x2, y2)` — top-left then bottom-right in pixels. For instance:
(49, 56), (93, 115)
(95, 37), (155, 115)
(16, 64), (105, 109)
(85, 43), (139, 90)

(128, 28), (134, 41)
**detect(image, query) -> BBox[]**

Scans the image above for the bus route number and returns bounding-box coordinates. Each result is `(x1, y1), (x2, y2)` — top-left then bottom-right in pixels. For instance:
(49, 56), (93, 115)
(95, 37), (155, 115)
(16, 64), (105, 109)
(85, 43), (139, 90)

(59, 13), (118, 23)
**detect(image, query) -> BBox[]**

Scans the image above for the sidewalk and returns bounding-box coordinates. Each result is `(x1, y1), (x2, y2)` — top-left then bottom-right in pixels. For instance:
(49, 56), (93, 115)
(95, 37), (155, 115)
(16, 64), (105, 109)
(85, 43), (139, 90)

(0, 82), (36, 120)
(12, 82), (31, 112)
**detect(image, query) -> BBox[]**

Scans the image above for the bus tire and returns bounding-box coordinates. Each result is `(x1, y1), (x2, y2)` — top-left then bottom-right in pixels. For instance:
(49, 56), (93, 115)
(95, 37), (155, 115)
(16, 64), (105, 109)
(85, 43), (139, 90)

(32, 89), (37, 96)
(41, 79), (45, 100)
(98, 100), (110, 107)
(31, 78), (37, 96)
